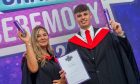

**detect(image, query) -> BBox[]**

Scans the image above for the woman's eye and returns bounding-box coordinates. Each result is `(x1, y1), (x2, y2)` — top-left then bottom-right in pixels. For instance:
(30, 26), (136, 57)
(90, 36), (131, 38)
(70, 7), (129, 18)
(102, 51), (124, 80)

(37, 35), (40, 38)
(44, 34), (47, 36)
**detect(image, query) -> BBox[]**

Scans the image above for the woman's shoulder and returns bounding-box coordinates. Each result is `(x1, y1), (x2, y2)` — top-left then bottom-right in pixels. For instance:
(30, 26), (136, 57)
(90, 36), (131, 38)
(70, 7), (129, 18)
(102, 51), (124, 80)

(21, 52), (27, 62)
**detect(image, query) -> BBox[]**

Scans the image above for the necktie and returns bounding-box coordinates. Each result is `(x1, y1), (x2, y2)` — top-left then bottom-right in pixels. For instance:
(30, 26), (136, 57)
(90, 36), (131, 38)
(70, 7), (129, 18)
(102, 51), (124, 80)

(85, 30), (92, 45)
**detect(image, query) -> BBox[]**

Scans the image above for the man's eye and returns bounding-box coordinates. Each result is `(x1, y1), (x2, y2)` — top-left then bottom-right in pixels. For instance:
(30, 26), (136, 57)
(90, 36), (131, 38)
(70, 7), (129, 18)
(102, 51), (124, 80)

(84, 13), (88, 16)
(77, 14), (82, 17)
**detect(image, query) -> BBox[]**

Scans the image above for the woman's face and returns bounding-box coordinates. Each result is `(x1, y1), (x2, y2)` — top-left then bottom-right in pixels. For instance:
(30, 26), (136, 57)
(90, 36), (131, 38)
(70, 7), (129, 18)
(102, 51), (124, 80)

(37, 28), (49, 48)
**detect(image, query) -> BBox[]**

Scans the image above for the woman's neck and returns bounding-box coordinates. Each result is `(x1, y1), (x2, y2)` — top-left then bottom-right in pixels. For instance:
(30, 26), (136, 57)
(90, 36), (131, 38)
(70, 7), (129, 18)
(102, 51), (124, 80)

(41, 48), (50, 56)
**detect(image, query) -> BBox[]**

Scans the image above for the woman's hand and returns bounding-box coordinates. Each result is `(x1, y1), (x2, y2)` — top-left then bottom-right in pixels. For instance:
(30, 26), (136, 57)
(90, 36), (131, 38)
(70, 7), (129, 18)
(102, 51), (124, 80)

(53, 79), (66, 84)
(17, 31), (31, 44)
(53, 70), (66, 84)
(110, 19), (125, 37)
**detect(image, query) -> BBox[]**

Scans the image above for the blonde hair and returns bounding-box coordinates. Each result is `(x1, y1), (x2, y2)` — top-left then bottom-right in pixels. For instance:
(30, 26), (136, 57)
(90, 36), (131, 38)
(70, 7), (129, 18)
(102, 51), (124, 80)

(31, 25), (54, 66)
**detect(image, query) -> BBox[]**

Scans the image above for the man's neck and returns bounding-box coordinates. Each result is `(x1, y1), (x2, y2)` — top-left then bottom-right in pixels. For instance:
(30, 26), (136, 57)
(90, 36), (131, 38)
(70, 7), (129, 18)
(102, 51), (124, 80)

(81, 25), (91, 30)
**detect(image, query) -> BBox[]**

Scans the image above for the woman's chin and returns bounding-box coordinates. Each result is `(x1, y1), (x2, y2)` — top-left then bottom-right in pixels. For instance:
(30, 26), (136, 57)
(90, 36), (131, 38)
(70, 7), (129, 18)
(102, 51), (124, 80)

(40, 44), (48, 47)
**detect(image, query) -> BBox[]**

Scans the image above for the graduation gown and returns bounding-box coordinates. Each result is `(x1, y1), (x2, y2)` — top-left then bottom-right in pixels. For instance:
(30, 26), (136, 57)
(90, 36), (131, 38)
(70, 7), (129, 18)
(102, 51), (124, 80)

(67, 28), (140, 84)
(21, 56), (61, 84)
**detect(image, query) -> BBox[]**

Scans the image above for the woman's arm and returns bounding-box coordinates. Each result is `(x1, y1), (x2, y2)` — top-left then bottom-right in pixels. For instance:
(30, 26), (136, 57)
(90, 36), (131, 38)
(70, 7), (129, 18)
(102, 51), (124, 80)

(18, 31), (38, 73)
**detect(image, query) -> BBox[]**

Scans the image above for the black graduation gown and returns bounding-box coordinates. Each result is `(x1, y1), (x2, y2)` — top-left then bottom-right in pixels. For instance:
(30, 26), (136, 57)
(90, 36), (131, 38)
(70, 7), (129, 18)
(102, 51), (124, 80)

(67, 28), (140, 84)
(21, 57), (61, 84)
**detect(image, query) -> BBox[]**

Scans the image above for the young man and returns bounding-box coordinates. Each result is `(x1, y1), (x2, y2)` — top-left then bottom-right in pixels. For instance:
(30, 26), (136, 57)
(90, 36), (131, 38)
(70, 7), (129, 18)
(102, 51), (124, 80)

(66, 4), (139, 84)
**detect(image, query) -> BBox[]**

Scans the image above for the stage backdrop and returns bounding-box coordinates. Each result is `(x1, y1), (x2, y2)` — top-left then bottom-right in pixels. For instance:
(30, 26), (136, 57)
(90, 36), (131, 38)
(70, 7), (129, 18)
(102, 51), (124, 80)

(0, 0), (139, 84)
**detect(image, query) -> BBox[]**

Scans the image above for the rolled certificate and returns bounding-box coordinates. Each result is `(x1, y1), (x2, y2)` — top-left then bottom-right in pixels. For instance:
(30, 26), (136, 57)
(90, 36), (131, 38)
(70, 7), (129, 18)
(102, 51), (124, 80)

(14, 20), (26, 37)
(104, 9), (112, 30)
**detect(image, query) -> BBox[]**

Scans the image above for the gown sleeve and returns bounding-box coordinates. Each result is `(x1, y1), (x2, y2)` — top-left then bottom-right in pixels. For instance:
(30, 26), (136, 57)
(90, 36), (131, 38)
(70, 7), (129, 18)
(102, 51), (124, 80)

(21, 57), (37, 84)
(111, 33), (140, 83)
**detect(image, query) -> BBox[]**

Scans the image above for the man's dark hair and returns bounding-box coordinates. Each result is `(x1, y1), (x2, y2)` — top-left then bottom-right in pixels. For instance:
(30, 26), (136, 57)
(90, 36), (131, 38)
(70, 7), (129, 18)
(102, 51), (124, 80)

(74, 4), (90, 14)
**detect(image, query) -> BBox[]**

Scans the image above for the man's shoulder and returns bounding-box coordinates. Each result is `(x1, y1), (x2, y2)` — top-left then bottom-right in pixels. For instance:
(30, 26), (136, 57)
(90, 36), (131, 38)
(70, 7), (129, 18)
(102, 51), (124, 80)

(68, 27), (110, 43)
(68, 33), (78, 42)
(94, 27), (109, 31)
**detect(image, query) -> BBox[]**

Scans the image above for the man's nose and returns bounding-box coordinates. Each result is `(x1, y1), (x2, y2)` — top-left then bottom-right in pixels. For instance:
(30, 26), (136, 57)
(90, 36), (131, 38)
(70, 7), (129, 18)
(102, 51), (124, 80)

(81, 15), (85, 19)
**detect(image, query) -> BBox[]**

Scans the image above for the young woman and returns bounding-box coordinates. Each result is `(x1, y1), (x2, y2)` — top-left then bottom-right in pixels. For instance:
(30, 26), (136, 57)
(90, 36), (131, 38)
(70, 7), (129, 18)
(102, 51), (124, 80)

(18, 25), (66, 84)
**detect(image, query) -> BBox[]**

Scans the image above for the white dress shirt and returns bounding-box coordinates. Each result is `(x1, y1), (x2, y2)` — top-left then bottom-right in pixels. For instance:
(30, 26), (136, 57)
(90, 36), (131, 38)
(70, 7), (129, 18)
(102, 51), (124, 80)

(80, 25), (94, 42)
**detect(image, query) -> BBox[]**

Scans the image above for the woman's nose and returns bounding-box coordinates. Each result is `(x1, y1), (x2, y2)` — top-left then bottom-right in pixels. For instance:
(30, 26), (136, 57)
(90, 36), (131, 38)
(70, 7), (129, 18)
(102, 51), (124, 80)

(40, 36), (45, 39)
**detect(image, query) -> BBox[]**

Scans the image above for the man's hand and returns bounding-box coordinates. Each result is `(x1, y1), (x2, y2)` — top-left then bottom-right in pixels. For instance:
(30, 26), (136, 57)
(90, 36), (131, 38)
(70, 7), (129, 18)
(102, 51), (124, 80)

(110, 19), (125, 37)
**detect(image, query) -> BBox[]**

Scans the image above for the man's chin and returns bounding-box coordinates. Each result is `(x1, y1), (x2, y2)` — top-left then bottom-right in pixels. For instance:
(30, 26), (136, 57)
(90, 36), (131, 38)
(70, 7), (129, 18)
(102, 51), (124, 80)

(80, 25), (90, 29)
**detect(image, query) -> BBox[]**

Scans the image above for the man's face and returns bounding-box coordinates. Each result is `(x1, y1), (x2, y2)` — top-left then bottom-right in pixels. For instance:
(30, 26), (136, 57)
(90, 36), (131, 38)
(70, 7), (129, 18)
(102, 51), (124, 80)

(74, 10), (92, 29)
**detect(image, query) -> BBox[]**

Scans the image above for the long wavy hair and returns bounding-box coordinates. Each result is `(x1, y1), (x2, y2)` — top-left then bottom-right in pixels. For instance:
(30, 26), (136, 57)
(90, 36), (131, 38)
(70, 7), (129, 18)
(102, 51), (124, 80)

(31, 25), (54, 66)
